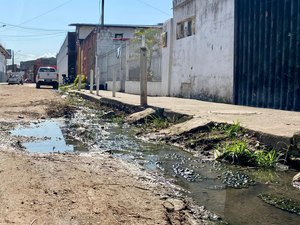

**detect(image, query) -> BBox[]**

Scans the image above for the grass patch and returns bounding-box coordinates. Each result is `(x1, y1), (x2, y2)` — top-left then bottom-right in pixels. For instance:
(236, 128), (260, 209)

(215, 141), (282, 168)
(211, 121), (242, 138)
(215, 141), (255, 166)
(112, 115), (125, 124)
(138, 114), (172, 132)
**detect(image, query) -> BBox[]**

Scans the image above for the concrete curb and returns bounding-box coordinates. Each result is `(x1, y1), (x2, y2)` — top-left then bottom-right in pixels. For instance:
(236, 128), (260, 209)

(71, 91), (299, 154)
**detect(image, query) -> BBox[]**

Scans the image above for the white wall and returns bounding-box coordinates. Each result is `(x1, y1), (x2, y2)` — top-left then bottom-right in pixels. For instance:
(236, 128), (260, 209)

(0, 53), (6, 82)
(125, 81), (162, 96)
(57, 35), (68, 84)
(106, 81), (162, 96)
(96, 27), (139, 85)
(168, 0), (235, 102)
(78, 26), (95, 40)
(161, 19), (174, 96)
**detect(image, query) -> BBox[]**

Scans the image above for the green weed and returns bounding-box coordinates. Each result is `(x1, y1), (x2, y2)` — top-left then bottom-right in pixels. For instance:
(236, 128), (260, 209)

(223, 121), (242, 138)
(215, 140), (255, 165)
(112, 115), (125, 124)
(215, 141), (282, 168)
(211, 121), (242, 138)
(255, 150), (282, 168)
(144, 115), (170, 130)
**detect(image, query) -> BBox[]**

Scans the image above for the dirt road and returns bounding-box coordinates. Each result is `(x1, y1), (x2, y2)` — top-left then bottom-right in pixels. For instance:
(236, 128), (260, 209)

(0, 84), (211, 225)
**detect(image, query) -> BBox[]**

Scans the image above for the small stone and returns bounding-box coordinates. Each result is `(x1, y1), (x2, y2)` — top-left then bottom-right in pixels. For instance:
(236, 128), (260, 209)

(292, 172), (300, 190)
(166, 198), (186, 211)
(76, 127), (86, 135)
(293, 131), (300, 150)
(163, 201), (174, 212)
(18, 115), (24, 119)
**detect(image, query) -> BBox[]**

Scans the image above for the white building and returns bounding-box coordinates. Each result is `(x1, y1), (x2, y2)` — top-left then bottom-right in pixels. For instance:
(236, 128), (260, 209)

(162, 0), (235, 102)
(0, 44), (10, 83)
(56, 32), (77, 84)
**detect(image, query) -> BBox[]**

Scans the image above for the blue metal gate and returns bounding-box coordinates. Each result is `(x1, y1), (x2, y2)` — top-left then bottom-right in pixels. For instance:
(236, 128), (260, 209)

(234, 0), (300, 111)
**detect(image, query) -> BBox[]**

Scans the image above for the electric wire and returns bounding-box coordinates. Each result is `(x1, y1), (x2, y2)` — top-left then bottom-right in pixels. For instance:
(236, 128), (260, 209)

(0, 0), (74, 33)
(135, 0), (171, 16)
(4, 33), (66, 42)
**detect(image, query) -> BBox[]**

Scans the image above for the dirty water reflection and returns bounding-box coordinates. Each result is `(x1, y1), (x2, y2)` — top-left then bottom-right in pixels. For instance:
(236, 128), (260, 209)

(10, 112), (300, 225)
(11, 120), (74, 153)
(88, 122), (300, 225)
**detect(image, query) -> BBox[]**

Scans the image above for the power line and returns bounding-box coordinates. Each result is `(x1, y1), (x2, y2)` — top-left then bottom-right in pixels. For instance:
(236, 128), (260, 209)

(0, 22), (69, 32)
(19, 0), (75, 25)
(135, 0), (171, 17)
(0, 0), (74, 33)
(0, 32), (66, 38)
(4, 33), (66, 42)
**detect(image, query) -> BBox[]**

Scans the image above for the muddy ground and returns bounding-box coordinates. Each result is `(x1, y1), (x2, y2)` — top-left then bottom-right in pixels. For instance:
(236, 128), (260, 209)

(0, 84), (216, 225)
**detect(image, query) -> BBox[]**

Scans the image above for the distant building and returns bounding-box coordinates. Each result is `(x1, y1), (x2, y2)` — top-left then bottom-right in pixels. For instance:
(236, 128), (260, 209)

(0, 44), (10, 82)
(6, 64), (20, 73)
(56, 32), (77, 84)
(20, 57), (56, 82)
(69, 23), (161, 89)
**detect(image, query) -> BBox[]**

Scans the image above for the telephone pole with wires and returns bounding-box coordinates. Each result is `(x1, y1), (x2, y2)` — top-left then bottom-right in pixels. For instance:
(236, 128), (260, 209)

(101, 0), (104, 28)
(95, 0), (104, 95)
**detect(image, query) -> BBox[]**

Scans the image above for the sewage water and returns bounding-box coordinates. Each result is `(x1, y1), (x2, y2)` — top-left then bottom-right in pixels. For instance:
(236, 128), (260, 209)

(11, 115), (300, 225)
(11, 120), (74, 153)
(98, 125), (300, 225)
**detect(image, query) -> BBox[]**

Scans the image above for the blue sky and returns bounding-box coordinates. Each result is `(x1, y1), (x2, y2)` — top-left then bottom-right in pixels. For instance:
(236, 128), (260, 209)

(0, 0), (173, 63)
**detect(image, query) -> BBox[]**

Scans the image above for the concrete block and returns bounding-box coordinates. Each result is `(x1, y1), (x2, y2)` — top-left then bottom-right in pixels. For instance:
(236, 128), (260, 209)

(125, 108), (156, 124)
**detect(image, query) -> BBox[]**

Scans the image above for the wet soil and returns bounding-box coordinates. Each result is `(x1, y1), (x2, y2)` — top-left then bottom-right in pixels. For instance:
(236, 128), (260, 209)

(0, 85), (211, 225)
(58, 94), (300, 225)
(1, 85), (300, 225)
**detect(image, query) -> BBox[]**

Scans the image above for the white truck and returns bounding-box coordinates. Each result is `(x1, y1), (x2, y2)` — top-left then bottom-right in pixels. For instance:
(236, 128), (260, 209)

(36, 67), (59, 89)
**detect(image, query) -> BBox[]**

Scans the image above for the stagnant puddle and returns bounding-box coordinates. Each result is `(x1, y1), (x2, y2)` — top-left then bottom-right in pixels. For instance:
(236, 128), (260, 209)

(10, 113), (300, 225)
(11, 120), (77, 153)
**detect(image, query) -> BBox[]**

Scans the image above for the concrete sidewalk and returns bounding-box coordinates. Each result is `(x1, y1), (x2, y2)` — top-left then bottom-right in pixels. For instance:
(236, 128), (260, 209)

(74, 89), (300, 149)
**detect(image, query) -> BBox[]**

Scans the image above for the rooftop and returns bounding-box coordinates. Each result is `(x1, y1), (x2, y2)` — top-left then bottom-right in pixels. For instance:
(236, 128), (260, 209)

(0, 44), (11, 59)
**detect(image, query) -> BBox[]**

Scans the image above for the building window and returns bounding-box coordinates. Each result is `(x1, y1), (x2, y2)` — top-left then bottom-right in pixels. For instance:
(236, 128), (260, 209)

(176, 17), (195, 40)
(161, 32), (168, 47)
(187, 20), (192, 36)
(115, 33), (123, 39)
(176, 22), (185, 39)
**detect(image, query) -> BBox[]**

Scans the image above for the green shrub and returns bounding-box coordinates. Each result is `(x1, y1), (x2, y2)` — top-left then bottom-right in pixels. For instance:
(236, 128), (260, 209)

(215, 141), (255, 165)
(74, 74), (86, 85)
(255, 150), (281, 168)
(218, 121), (241, 138)
(215, 141), (282, 168)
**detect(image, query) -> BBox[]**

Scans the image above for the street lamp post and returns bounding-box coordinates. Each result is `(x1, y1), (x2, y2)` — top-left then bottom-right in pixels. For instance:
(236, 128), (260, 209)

(12, 50), (21, 72)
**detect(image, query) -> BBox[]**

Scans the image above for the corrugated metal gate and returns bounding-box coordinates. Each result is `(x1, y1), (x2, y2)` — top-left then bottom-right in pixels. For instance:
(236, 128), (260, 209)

(234, 0), (300, 111)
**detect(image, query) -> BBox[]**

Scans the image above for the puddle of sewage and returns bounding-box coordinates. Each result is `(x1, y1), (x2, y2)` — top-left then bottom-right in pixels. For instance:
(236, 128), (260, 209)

(11, 120), (74, 153)
(10, 109), (300, 225)
(102, 124), (300, 225)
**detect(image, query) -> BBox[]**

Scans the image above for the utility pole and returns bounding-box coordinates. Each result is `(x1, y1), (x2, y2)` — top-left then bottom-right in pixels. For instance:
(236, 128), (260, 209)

(101, 0), (104, 29)
(140, 46), (148, 106)
(12, 50), (14, 72)
(95, 0), (104, 95)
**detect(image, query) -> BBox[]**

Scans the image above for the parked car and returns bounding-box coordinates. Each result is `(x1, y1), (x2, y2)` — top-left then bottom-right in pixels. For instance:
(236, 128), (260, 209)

(36, 67), (59, 89)
(7, 74), (23, 85)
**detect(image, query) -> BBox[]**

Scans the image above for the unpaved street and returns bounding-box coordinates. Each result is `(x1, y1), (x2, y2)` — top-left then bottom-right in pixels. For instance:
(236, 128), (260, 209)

(0, 84), (209, 225)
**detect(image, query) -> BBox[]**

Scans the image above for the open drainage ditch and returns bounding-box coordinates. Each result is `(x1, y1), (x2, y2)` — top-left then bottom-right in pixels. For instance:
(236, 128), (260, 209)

(10, 109), (300, 225)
